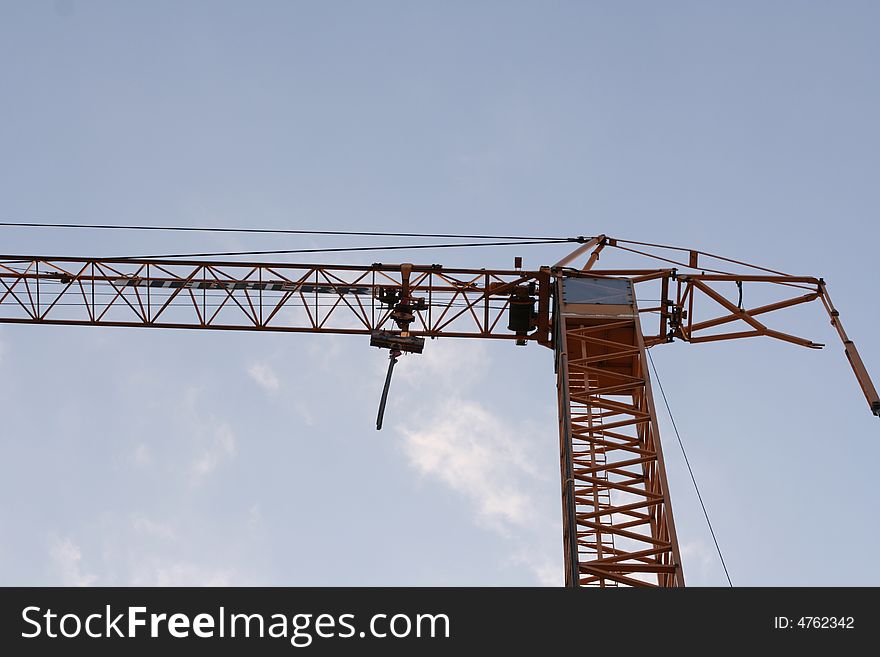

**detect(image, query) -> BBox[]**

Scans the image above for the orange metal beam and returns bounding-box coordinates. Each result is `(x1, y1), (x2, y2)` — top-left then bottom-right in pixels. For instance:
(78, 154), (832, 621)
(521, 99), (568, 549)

(555, 275), (684, 587)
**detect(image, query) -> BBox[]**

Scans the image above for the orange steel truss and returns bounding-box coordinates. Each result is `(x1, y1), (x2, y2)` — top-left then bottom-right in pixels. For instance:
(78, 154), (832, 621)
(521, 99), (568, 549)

(556, 277), (683, 586)
(0, 256), (552, 343)
(0, 236), (876, 587)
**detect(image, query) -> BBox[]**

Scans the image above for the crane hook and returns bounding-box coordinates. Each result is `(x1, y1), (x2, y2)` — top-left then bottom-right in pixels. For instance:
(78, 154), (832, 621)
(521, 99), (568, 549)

(376, 348), (401, 430)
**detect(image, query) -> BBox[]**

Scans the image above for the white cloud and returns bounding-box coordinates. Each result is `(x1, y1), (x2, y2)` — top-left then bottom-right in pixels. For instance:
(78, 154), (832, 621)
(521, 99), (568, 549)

(395, 342), (543, 529)
(393, 339), (561, 584)
(49, 537), (97, 587)
(400, 400), (537, 529)
(247, 361), (281, 392)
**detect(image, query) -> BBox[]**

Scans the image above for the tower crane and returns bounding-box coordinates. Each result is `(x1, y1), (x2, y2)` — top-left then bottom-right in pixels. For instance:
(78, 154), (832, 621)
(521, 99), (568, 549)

(0, 234), (876, 587)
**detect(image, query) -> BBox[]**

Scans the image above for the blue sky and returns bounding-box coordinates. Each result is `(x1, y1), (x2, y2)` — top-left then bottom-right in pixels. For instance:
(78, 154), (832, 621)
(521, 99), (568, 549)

(0, 1), (878, 585)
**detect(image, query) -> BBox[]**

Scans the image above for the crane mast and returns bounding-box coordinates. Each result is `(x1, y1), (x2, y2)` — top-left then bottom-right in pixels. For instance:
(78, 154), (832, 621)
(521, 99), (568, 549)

(556, 275), (683, 586)
(0, 236), (876, 587)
